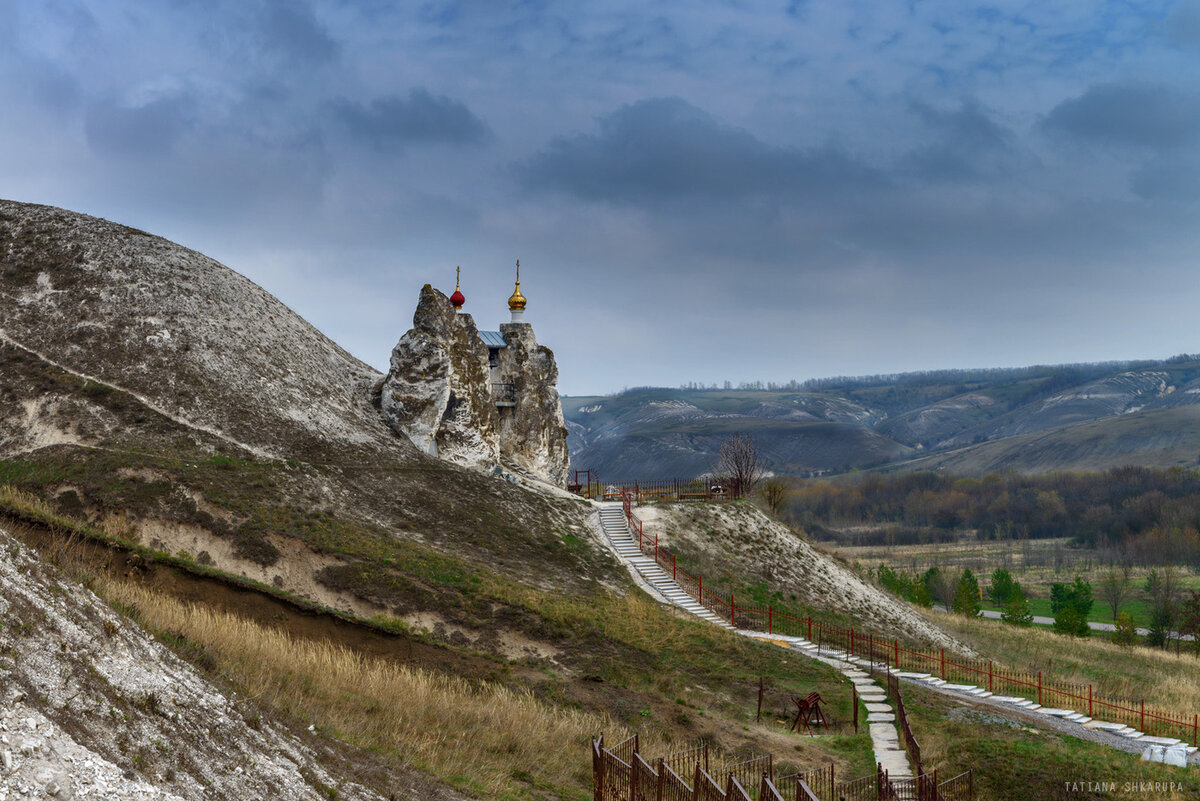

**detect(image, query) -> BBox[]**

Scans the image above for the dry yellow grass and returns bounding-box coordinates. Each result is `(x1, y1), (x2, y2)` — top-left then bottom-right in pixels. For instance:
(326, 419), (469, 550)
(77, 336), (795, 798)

(0, 484), (56, 518)
(101, 579), (653, 800)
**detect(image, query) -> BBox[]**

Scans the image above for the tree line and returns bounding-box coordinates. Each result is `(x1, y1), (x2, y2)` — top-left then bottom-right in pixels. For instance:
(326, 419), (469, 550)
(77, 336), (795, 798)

(875, 564), (1200, 651)
(788, 466), (1200, 564)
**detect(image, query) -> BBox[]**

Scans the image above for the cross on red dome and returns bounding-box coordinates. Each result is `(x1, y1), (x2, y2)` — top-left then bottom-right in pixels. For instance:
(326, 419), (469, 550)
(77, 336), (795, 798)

(450, 266), (465, 309)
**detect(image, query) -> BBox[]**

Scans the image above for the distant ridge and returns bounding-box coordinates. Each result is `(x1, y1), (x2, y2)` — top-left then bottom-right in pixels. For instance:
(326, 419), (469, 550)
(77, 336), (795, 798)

(564, 355), (1200, 478)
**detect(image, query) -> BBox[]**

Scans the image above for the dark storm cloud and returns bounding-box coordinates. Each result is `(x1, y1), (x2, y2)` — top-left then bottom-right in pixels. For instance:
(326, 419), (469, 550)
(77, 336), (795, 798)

(518, 97), (884, 203)
(332, 90), (492, 150)
(903, 100), (1015, 181)
(256, 0), (339, 64)
(1132, 155), (1200, 201)
(1166, 0), (1200, 47)
(1041, 82), (1200, 151)
(84, 95), (196, 160)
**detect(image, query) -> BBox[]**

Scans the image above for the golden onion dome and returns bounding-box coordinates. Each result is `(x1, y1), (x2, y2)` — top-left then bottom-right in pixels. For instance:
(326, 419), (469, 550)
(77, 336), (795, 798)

(508, 259), (527, 310)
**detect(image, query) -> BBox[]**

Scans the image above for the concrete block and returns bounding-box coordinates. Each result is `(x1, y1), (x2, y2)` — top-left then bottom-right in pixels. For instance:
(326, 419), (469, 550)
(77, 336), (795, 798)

(1084, 721), (1127, 731)
(1142, 745), (1189, 767)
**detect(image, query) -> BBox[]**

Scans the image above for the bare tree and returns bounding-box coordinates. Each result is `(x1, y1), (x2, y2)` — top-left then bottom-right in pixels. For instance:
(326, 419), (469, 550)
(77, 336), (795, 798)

(1099, 570), (1130, 621)
(719, 434), (765, 498)
(761, 479), (787, 516)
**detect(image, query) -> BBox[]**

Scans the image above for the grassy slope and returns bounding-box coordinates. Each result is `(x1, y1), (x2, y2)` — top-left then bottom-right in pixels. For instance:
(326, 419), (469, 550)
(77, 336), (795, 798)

(1, 482), (877, 800)
(919, 608), (1200, 711)
(903, 681), (1199, 801)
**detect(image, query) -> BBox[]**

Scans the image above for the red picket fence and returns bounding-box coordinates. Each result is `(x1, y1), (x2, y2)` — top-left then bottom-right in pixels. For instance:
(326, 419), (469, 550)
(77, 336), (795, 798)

(617, 493), (1200, 746)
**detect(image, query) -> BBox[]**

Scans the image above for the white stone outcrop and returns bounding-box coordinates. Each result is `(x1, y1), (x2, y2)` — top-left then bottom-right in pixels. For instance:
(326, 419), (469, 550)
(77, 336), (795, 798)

(380, 285), (500, 470)
(495, 322), (571, 486)
(379, 285), (570, 485)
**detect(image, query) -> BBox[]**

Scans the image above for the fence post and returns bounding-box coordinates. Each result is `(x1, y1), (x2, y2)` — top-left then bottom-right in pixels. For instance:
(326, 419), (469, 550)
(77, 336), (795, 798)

(1088, 684), (1093, 718)
(940, 648), (946, 681)
(1141, 699), (1145, 733)
(895, 638), (900, 669)
(851, 627), (855, 657)
(988, 660), (993, 694)
(630, 750), (639, 801)
(853, 685), (858, 733)
(769, 604), (773, 634)
(672, 552), (677, 581)
(1193, 714), (1197, 747)
(807, 616), (812, 642)
(698, 574), (703, 604)
(731, 593), (736, 627)
(595, 740), (604, 801)
(656, 758), (665, 801)
(1038, 672), (1042, 707)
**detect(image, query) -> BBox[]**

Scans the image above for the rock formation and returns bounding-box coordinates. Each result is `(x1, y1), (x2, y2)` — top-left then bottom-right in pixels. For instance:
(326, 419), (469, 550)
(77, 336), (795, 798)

(494, 322), (571, 485)
(379, 283), (570, 486)
(380, 285), (500, 469)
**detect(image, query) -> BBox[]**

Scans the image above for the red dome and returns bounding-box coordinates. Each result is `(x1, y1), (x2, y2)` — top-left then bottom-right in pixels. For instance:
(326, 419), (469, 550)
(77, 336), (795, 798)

(450, 289), (466, 309)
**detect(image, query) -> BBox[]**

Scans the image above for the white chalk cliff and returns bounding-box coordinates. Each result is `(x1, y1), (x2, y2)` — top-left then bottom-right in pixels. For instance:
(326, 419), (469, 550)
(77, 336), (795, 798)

(379, 284), (570, 486)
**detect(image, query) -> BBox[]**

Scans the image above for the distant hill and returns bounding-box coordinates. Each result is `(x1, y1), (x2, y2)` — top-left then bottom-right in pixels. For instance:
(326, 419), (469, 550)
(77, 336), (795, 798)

(563, 358), (1200, 479)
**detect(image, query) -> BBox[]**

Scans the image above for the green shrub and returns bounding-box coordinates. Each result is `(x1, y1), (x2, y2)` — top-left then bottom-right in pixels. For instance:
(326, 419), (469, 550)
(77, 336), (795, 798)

(1112, 611), (1138, 646)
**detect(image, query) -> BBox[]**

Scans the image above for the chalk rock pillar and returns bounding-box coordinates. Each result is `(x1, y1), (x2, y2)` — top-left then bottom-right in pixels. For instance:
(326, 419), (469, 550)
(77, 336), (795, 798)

(380, 285), (499, 469)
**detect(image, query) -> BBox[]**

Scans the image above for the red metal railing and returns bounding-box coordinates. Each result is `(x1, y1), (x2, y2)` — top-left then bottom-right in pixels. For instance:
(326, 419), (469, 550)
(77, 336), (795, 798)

(616, 492), (1200, 747)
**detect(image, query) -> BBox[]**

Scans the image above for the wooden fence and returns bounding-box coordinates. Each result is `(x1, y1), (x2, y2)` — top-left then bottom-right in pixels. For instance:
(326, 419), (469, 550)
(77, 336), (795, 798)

(591, 735), (970, 801)
(592, 735), (794, 801)
(618, 492), (1200, 746)
(886, 673), (975, 801)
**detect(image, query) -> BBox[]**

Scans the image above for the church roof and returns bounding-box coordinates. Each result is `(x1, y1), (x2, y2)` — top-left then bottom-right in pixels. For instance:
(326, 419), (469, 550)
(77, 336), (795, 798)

(479, 330), (508, 348)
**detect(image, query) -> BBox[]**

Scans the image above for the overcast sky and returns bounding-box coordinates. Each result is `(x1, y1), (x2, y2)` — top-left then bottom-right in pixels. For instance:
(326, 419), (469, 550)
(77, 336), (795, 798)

(3, 1), (1199, 395)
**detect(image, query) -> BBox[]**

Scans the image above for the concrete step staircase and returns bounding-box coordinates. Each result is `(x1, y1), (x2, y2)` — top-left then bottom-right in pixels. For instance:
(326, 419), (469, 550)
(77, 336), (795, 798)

(596, 501), (914, 781)
(598, 504), (733, 630)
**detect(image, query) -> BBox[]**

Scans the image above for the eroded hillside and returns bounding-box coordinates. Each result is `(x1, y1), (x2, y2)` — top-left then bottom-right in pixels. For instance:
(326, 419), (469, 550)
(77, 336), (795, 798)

(636, 502), (966, 651)
(0, 528), (462, 801)
(0, 199), (616, 652)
